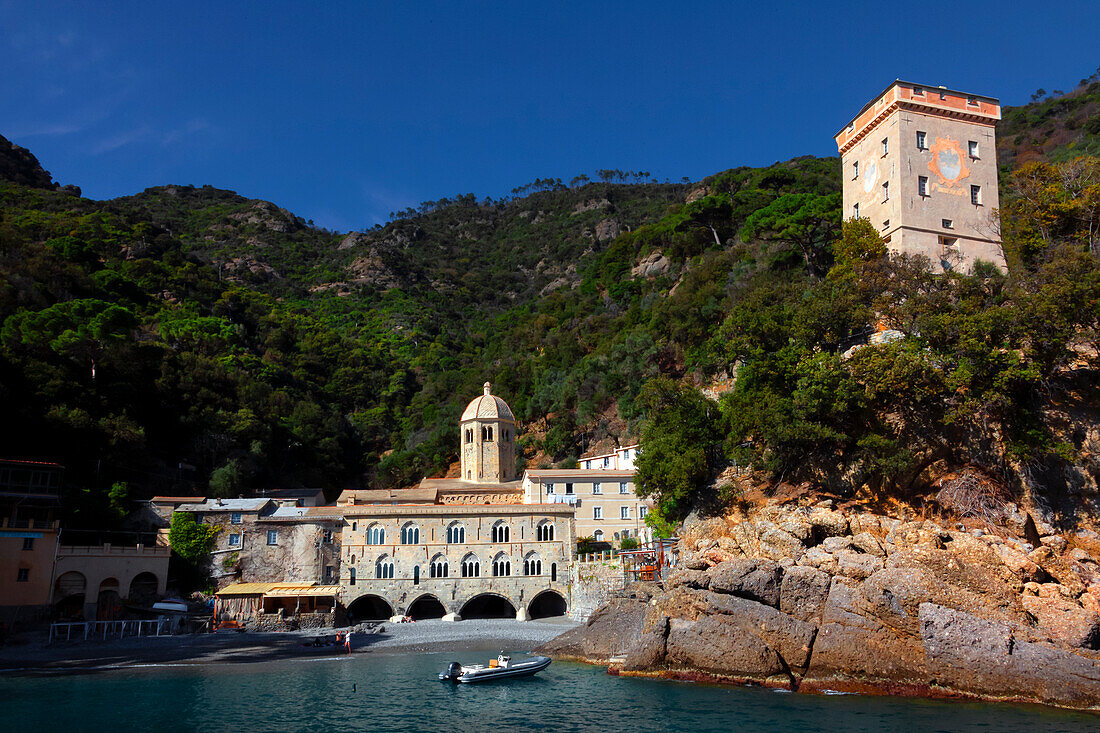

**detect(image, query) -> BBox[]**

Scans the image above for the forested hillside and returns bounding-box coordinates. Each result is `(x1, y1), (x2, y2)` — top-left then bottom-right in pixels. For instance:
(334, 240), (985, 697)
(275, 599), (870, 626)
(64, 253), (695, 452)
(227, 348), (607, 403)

(1, 73), (1097, 532)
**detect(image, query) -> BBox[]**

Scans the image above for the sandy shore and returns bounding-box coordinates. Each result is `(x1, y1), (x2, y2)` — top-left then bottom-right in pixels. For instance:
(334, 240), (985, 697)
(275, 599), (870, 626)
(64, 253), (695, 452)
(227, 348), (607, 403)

(0, 617), (577, 674)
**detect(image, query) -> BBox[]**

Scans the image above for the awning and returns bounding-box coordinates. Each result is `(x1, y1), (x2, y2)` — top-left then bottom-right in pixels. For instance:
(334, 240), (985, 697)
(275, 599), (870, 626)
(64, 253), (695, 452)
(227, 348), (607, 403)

(215, 583), (279, 596)
(265, 586), (340, 598)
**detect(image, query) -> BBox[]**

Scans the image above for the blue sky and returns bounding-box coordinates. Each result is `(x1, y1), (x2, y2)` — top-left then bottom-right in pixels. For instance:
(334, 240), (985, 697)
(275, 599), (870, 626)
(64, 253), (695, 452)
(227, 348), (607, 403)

(2, 1), (1098, 231)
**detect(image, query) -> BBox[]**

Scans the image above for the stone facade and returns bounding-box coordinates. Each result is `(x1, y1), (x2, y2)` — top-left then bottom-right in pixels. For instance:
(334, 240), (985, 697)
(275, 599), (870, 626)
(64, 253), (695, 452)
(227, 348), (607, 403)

(836, 81), (1005, 273)
(324, 503), (574, 619)
(523, 469), (654, 545)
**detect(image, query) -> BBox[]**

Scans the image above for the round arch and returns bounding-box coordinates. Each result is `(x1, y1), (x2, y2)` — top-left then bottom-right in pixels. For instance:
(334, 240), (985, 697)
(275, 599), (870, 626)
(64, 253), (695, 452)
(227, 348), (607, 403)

(347, 594), (394, 622)
(97, 578), (122, 621)
(407, 594), (447, 620)
(54, 571), (87, 619)
(528, 590), (567, 619)
(129, 572), (159, 605)
(459, 593), (516, 619)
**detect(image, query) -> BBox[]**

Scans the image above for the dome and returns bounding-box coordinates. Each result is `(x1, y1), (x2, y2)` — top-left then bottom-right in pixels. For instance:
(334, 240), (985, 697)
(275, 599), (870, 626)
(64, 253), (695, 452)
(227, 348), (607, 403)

(461, 382), (515, 422)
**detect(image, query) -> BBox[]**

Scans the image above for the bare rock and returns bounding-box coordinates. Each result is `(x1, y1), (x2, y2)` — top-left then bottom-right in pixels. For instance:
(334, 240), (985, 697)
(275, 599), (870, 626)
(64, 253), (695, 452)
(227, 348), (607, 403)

(630, 252), (671, 278)
(708, 558), (783, 607)
(665, 568), (710, 590)
(594, 218), (621, 241)
(851, 532), (886, 557)
(808, 508), (849, 541)
(919, 603), (1100, 708)
(798, 546), (839, 574)
(834, 550), (884, 580)
(665, 615), (786, 679)
(1021, 594), (1100, 650)
(779, 565), (832, 623)
(534, 598), (646, 662)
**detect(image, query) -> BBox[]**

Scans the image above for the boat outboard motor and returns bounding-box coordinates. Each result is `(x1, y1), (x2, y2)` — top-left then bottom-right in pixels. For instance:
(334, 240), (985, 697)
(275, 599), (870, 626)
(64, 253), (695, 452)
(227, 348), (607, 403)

(441, 662), (463, 681)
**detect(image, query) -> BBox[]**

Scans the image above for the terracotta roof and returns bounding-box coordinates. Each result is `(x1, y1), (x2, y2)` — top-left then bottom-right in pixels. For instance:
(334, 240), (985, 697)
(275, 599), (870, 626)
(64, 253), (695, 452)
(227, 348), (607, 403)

(460, 382), (515, 422)
(215, 582), (325, 597)
(306, 503), (574, 518)
(418, 478), (522, 492)
(336, 487), (439, 505)
(524, 469), (635, 479)
(150, 496), (206, 504)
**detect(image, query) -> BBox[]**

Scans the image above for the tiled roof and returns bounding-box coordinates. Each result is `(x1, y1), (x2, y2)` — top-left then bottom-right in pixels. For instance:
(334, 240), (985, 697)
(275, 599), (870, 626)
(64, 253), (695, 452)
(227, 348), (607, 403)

(175, 498), (273, 512)
(460, 382), (515, 422)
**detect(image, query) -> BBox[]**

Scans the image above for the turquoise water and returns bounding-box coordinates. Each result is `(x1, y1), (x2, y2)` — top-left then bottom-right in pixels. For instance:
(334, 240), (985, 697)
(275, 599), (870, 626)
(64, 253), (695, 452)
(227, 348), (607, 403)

(1, 652), (1096, 732)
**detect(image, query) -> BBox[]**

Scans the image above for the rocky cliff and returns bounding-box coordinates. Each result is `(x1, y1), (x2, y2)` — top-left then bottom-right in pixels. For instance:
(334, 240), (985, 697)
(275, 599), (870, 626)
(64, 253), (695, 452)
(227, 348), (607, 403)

(538, 497), (1100, 710)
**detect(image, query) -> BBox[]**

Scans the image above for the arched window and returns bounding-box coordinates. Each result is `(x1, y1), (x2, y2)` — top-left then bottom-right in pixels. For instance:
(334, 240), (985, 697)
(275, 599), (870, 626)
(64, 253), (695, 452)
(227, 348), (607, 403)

(488, 426), (493, 441)
(351, 521), (357, 532)
(401, 523), (420, 545)
(447, 522), (466, 544)
(536, 520), (554, 542)
(461, 554), (480, 578)
(550, 563), (557, 582)
(430, 554), (449, 578)
(375, 555), (394, 579)
(349, 568), (356, 585)
(492, 552), (511, 577)
(491, 521), (510, 543)
(523, 552), (542, 576)
(367, 524), (384, 545)
(413, 565), (420, 585)
(594, 530), (604, 542)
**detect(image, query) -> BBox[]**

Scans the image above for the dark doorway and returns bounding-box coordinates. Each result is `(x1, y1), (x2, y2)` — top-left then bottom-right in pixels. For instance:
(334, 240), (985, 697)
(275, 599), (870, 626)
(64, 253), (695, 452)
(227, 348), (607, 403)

(459, 594), (516, 619)
(528, 591), (567, 619)
(347, 594), (393, 622)
(407, 595), (446, 620)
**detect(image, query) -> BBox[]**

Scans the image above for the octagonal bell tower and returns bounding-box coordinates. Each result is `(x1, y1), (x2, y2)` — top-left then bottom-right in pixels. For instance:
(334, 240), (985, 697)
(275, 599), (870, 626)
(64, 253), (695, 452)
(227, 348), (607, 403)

(460, 382), (517, 483)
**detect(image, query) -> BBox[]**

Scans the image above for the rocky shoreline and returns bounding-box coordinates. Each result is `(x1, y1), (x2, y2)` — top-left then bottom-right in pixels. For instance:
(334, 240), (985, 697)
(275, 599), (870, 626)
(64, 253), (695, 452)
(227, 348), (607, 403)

(536, 499), (1100, 711)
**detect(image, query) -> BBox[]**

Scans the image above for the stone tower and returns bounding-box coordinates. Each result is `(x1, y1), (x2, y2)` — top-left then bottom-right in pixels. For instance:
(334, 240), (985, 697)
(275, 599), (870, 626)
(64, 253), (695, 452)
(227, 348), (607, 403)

(835, 81), (1005, 272)
(459, 382), (517, 483)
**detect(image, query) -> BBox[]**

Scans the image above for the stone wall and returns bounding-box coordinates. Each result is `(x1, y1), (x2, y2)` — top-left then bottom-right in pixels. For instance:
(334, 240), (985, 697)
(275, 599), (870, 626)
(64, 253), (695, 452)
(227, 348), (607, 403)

(569, 557), (626, 622)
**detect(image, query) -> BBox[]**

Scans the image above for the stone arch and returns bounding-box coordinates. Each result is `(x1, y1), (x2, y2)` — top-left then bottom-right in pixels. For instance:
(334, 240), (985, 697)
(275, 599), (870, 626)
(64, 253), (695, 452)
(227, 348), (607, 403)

(460, 553), (480, 578)
(522, 551), (542, 576)
(528, 590), (567, 619)
(366, 523), (385, 545)
(375, 554), (394, 579)
(401, 522), (420, 545)
(491, 520), (510, 543)
(459, 593), (516, 619)
(407, 594), (447, 620)
(593, 529), (605, 542)
(347, 594), (393, 622)
(54, 571), (86, 619)
(429, 553), (449, 579)
(446, 521), (466, 544)
(128, 572), (159, 605)
(97, 578), (122, 621)
(491, 552), (511, 577)
(536, 519), (555, 542)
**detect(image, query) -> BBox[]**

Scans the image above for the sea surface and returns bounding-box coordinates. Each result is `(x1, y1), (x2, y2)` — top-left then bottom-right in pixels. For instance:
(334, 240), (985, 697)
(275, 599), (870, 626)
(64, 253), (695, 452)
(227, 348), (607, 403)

(1, 651), (1096, 732)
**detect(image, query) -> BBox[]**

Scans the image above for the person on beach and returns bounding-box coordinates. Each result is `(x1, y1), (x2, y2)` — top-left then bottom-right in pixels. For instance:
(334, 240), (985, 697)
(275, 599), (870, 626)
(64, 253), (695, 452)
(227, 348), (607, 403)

(345, 630), (353, 654)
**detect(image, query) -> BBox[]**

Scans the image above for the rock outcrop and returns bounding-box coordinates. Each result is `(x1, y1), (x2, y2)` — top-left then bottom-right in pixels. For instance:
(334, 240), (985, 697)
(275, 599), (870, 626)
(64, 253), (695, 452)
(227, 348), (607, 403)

(538, 498), (1100, 710)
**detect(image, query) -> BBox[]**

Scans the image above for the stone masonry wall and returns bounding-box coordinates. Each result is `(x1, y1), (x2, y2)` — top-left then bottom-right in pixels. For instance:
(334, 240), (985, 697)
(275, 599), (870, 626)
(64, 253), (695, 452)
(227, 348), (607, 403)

(569, 558), (626, 622)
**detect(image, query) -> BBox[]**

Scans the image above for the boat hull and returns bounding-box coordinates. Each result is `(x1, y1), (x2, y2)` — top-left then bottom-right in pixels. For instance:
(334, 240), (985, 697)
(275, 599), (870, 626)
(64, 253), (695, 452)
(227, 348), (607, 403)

(440, 656), (552, 683)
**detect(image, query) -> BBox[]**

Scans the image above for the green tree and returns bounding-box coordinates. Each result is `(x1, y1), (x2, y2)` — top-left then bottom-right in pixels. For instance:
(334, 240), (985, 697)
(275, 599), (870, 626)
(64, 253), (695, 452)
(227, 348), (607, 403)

(168, 512), (219, 563)
(740, 193), (842, 276)
(633, 378), (725, 522)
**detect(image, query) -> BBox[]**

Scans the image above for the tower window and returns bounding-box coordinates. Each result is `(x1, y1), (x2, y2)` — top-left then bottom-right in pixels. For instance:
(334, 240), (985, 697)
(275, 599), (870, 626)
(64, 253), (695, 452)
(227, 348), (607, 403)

(852, 202), (859, 218)
(942, 219), (953, 229)
(970, 185), (982, 205)
(882, 181), (889, 201)
(967, 96), (979, 105)
(881, 138), (889, 156)
(882, 220), (889, 229)
(913, 86), (924, 96)
(916, 131), (927, 150)
(852, 160), (858, 179)
(968, 141), (979, 159)
(918, 176), (929, 197)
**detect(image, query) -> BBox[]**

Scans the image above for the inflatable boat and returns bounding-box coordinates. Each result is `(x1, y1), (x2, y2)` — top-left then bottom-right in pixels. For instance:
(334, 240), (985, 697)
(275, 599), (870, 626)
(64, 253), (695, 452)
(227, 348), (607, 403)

(438, 652), (551, 683)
